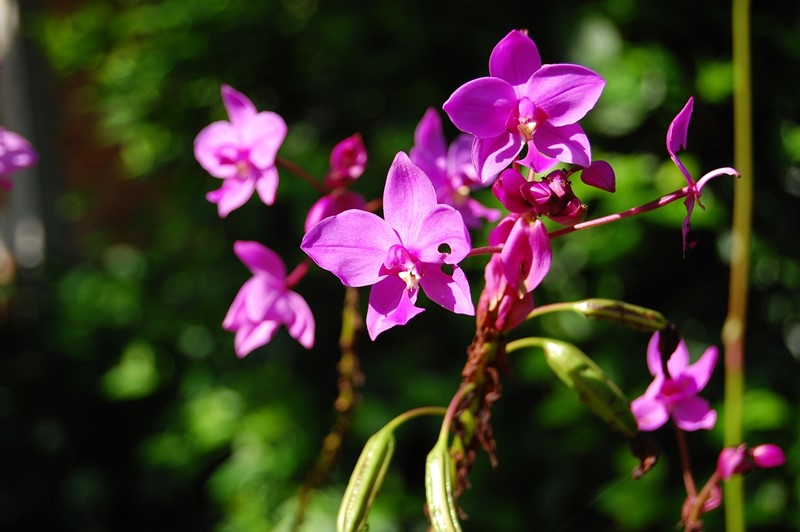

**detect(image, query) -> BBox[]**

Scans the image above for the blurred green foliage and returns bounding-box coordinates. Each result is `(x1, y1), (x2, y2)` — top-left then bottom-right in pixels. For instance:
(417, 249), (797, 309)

(2, 0), (799, 530)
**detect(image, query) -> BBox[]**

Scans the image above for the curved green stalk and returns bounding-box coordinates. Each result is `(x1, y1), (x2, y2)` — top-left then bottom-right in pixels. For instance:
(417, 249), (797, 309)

(724, 0), (753, 529)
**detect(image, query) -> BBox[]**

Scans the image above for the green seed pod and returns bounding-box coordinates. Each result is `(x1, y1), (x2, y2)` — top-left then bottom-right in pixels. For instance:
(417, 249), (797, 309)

(425, 440), (463, 532)
(574, 299), (669, 332)
(541, 338), (638, 438)
(337, 427), (396, 532)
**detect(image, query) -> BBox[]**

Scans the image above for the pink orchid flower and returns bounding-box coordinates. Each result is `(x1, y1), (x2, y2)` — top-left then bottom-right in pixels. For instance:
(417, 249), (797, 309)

(666, 97), (738, 254)
(0, 127), (38, 190)
(301, 152), (474, 340)
(223, 241), (314, 356)
(631, 331), (718, 432)
(443, 29), (605, 182)
(410, 108), (501, 228)
(194, 85), (287, 217)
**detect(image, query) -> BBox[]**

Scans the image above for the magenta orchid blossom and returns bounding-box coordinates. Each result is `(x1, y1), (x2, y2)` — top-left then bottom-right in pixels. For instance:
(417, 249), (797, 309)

(410, 108), (501, 228)
(631, 331), (718, 432)
(666, 97), (739, 254)
(223, 241), (314, 356)
(443, 29), (605, 182)
(301, 152), (474, 340)
(0, 127), (38, 190)
(194, 85), (287, 217)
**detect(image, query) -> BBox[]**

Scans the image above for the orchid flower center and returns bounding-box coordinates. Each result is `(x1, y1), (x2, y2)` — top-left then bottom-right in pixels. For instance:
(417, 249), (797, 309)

(659, 375), (698, 406)
(515, 97), (548, 142)
(381, 244), (423, 291)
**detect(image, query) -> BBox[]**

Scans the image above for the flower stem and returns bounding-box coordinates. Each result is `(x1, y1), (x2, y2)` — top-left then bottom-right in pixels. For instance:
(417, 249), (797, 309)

(467, 245), (502, 258)
(549, 186), (690, 239)
(276, 156), (329, 194)
(723, 0), (753, 529)
(675, 426), (698, 499)
(285, 257), (312, 289)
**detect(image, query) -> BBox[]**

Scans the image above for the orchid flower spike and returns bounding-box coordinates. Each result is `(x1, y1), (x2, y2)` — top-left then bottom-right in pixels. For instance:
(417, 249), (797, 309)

(631, 331), (718, 432)
(301, 152), (474, 340)
(666, 97), (739, 254)
(194, 85), (287, 217)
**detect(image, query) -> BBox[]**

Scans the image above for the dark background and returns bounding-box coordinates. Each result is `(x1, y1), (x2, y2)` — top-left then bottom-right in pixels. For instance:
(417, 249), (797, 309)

(1, 0), (799, 530)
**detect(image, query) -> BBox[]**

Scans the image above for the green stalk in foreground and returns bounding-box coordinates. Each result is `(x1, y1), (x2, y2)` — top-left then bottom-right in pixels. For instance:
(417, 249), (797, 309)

(723, 0), (753, 529)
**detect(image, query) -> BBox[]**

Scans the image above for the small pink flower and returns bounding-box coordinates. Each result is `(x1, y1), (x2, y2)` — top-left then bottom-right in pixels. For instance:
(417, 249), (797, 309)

(194, 85), (287, 217)
(631, 331), (718, 432)
(0, 127), (38, 190)
(224, 241), (314, 356)
(666, 97), (738, 254)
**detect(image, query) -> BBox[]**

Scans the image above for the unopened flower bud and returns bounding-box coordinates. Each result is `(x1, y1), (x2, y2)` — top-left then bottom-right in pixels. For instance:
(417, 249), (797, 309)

(325, 133), (367, 188)
(751, 444), (785, 469)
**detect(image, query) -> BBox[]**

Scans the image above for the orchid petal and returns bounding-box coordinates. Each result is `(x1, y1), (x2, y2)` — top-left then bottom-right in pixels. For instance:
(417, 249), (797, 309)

(501, 217), (552, 294)
(234, 240), (286, 280)
(206, 176), (256, 218)
(193, 121), (241, 178)
(254, 167), (279, 206)
(488, 213), (518, 246)
(284, 290), (315, 348)
(580, 160), (616, 192)
(534, 122), (592, 168)
(301, 210), (398, 287)
(472, 132), (523, 184)
(631, 393), (670, 432)
(243, 112), (287, 167)
(234, 320), (280, 358)
(366, 276), (424, 340)
(517, 139), (558, 173)
(221, 84), (258, 130)
(489, 30), (541, 89)
(526, 64), (605, 126)
(241, 277), (281, 323)
(443, 77), (517, 138)
(645, 331), (665, 377)
(420, 264), (474, 315)
(682, 346), (718, 392)
(672, 396), (717, 431)
(667, 97), (694, 157)
(492, 168), (531, 213)
(410, 205), (471, 264)
(666, 340), (691, 376)
(410, 108), (448, 181)
(383, 152), (439, 242)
